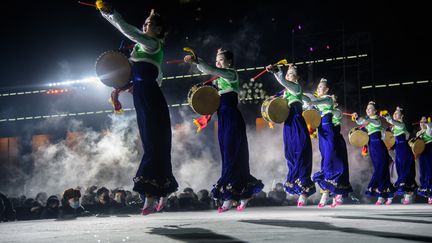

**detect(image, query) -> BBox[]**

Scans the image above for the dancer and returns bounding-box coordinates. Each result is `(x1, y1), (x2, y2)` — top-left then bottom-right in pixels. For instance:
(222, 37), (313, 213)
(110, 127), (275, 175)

(305, 79), (352, 208)
(99, 3), (178, 215)
(266, 64), (315, 206)
(184, 48), (264, 212)
(352, 101), (395, 205)
(417, 116), (432, 204)
(382, 107), (417, 204)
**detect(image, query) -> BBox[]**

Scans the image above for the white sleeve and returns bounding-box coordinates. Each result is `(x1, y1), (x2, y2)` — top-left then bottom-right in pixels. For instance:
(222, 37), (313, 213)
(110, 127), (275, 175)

(196, 58), (236, 81)
(356, 116), (367, 125)
(427, 123), (432, 135)
(384, 115), (405, 128)
(100, 11), (160, 53)
(311, 96), (333, 106)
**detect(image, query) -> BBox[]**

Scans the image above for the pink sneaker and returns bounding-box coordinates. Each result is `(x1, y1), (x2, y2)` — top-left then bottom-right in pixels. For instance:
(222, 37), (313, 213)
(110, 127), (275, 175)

(385, 198), (392, 205)
(141, 205), (155, 215)
(218, 206), (230, 213)
(335, 195), (343, 205)
(297, 195), (307, 207)
(236, 204), (246, 212)
(155, 199), (167, 212)
(218, 200), (232, 213)
(317, 203), (325, 208)
(428, 198), (432, 205)
(375, 197), (384, 205)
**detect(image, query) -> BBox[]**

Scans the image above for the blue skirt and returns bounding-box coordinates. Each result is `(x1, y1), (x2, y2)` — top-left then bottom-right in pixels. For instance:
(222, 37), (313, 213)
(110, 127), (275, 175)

(282, 102), (315, 196)
(393, 135), (417, 195)
(131, 62), (178, 197)
(211, 92), (264, 201)
(313, 114), (353, 196)
(365, 132), (395, 198)
(418, 142), (432, 197)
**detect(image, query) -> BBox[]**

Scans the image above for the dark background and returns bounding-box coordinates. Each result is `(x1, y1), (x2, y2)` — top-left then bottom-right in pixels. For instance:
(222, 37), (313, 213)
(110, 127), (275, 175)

(0, 0), (431, 135)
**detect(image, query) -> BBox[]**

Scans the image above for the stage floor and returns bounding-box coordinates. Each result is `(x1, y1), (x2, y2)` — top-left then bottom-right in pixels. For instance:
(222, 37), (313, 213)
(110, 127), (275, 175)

(1, 205), (432, 242)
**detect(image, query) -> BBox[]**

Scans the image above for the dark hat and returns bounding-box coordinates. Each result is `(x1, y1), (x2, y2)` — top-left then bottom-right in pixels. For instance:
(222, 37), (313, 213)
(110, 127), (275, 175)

(47, 195), (60, 204)
(63, 188), (81, 201)
(96, 187), (109, 196)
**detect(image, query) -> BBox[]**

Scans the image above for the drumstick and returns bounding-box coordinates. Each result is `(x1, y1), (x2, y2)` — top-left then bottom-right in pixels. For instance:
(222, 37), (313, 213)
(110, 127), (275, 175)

(250, 69), (267, 81)
(342, 112), (354, 116)
(78, 1), (97, 7)
(250, 59), (288, 81)
(203, 76), (219, 85)
(166, 59), (184, 64)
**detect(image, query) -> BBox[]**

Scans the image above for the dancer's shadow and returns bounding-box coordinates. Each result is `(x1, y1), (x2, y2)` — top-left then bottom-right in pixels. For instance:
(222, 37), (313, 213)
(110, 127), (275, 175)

(240, 219), (432, 242)
(149, 225), (245, 243)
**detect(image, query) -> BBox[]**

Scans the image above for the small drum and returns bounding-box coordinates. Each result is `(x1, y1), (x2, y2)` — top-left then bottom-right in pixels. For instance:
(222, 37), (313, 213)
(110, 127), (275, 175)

(383, 131), (396, 150)
(409, 137), (425, 156)
(261, 97), (290, 123)
(349, 127), (369, 147)
(95, 51), (132, 89)
(187, 84), (220, 115)
(302, 109), (321, 129)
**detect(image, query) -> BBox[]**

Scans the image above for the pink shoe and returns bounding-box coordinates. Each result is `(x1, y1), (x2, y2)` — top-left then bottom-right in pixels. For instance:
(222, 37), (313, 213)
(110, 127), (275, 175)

(375, 197), (384, 205)
(297, 195), (307, 207)
(297, 201), (306, 207)
(331, 202), (337, 208)
(236, 204), (246, 212)
(218, 206), (230, 213)
(335, 195), (343, 205)
(141, 206), (154, 215)
(155, 197), (167, 212)
(402, 199), (410, 205)
(428, 198), (432, 204)
(385, 198), (393, 205)
(317, 203), (325, 208)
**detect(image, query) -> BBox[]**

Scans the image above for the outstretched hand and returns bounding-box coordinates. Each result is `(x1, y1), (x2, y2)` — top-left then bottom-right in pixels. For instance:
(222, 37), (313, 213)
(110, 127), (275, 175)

(184, 55), (198, 64)
(266, 64), (276, 73)
(96, 0), (113, 13)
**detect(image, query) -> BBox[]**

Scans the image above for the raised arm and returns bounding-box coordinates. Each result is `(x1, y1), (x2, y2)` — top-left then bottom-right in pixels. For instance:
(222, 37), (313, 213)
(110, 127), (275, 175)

(100, 11), (160, 53)
(384, 115), (405, 128)
(310, 96), (333, 107)
(195, 58), (237, 81)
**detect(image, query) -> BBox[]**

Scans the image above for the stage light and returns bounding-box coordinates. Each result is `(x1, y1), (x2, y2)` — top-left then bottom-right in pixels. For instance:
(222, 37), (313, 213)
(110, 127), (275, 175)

(309, 47), (314, 52)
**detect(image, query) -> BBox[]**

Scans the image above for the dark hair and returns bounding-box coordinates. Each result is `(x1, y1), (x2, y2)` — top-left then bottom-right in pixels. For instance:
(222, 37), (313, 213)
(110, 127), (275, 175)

(63, 188), (81, 201)
(217, 48), (234, 66)
(148, 10), (168, 39)
(96, 187), (109, 196)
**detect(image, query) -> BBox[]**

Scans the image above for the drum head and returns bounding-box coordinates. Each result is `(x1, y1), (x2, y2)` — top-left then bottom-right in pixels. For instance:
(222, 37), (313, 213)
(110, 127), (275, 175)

(302, 110), (321, 129)
(95, 51), (131, 89)
(410, 139), (425, 155)
(383, 131), (395, 150)
(267, 98), (289, 123)
(189, 86), (220, 115)
(349, 128), (369, 147)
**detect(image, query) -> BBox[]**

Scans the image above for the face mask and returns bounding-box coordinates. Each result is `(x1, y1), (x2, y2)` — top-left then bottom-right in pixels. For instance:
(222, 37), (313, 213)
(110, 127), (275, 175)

(70, 201), (80, 209)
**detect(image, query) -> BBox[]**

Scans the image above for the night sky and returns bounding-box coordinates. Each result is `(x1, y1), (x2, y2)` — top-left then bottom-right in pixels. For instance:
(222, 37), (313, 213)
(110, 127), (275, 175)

(0, 0), (431, 134)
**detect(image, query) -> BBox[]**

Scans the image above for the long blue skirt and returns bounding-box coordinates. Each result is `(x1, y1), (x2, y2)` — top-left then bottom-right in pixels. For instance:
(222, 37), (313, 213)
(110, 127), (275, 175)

(365, 132), (395, 198)
(131, 62), (178, 197)
(211, 92), (264, 201)
(394, 135), (417, 195)
(313, 114), (353, 196)
(282, 102), (316, 196)
(418, 143), (432, 198)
